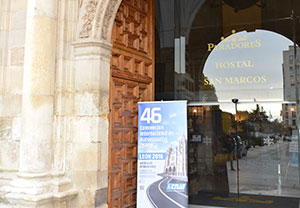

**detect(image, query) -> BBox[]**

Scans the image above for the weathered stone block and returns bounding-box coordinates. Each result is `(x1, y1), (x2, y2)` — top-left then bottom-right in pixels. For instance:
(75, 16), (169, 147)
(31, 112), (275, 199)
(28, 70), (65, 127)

(71, 117), (101, 143)
(5, 66), (23, 93)
(10, 47), (24, 66)
(10, 0), (27, 12)
(0, 95), (22, 116)
(73, 171), (97, 190)
(74, 59), (94, 91)
(73, 92), (99, 116)
(97, 170), (108, 189)
(72, 143), (99, 171)
(8, 29), (25, 47)
(0, 140), (19, 170)
(10, 10), (26, 30)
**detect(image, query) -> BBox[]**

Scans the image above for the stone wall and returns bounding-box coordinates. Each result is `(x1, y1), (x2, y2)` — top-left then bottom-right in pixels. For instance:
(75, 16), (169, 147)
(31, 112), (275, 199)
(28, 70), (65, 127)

(0, 0), (124, 207)
(0, 0), (26, 187)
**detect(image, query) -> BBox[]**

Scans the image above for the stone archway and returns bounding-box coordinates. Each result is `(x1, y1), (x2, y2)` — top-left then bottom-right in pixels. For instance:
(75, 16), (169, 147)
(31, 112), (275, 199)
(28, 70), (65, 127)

(77, 0), (123, 41)
(75, 0), (154, 207)
(73, 1), (124, 207)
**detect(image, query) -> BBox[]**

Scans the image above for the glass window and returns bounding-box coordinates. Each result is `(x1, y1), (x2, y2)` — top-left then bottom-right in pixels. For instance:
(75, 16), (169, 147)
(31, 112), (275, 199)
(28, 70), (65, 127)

(291, 76), (295, 82)
(155, 1), (300, 207)
(289, 55), (294, 64)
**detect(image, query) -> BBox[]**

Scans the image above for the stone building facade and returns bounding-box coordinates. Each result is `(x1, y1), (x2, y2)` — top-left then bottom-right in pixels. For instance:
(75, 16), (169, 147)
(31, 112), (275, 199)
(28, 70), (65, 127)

(0, 0), (152, 207)
(282, 46), (300, 130)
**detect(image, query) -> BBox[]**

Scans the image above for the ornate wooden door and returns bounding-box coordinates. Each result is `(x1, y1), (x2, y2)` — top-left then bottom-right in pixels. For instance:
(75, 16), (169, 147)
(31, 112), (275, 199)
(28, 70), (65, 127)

(108, 0), (154, 207)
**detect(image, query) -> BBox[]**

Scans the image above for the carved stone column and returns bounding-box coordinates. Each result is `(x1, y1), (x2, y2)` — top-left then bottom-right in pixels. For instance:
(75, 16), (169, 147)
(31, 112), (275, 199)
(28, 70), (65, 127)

(1, 0), (77, 207)
(18, 0), (57, 177)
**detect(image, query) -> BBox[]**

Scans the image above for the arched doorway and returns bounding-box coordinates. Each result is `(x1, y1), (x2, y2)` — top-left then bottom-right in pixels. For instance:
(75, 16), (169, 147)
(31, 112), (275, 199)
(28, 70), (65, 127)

(108, 0), (154, 207)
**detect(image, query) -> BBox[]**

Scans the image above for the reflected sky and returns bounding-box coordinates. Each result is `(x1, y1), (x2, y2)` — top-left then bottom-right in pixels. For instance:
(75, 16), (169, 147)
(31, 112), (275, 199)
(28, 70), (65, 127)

(203, 30), (295, 120)
(203, 30), (293, 103)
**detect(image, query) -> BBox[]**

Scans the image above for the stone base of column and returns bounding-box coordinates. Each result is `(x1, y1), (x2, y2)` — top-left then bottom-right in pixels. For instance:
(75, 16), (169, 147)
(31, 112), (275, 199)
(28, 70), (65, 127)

(0, 173), (77, 208)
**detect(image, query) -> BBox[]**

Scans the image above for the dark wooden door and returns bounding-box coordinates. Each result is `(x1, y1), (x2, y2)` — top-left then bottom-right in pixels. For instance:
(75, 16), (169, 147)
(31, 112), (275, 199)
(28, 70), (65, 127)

(108, 0), (154, 207)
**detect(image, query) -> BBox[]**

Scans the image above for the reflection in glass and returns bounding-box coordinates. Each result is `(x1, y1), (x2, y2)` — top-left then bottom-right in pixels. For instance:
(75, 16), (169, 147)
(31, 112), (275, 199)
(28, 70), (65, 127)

(188, 102), (300, 207)
(203, 30), (293, 103)
(155, 0), (300, 207)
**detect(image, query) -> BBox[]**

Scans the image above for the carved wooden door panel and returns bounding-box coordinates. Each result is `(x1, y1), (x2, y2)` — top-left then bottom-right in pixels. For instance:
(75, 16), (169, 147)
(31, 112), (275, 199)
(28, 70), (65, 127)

(108, 0), (154, 207)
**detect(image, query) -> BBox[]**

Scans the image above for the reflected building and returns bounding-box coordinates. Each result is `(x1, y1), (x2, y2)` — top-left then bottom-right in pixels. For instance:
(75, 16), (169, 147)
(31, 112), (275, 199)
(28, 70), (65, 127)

(155, 0), (300, 207)
(174, 72), (195, 100)
(155, 0), (220, 102)
(282, 103), (297, 129)
(164, 135), (188, 177)
(282, 46), (300, 129)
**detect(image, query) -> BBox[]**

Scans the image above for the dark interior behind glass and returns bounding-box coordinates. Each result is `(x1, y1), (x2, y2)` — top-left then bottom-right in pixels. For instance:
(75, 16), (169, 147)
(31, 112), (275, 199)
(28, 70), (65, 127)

(155, 0), (300, 207)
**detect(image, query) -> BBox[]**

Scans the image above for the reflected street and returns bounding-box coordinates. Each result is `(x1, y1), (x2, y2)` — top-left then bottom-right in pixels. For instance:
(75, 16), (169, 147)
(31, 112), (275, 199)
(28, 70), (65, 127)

(228, 139), (300, 197)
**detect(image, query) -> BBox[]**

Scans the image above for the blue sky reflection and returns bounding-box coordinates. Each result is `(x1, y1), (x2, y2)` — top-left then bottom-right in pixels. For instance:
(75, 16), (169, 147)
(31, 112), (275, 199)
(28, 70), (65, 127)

(203, 30), (294, 119)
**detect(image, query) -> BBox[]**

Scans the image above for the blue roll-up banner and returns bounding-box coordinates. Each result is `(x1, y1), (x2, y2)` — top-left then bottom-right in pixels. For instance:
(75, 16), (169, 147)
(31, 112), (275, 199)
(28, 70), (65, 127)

(137, 101), (188, 208)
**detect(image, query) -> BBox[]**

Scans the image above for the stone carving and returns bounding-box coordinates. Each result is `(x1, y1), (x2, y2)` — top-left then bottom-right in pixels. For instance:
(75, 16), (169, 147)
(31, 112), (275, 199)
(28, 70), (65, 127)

(93, 0), (107, 39)
(79, 0), (121, 40)
(101, 0), (119, 40)
(79, 0), (83, 8)
(79, 0), (98, 38)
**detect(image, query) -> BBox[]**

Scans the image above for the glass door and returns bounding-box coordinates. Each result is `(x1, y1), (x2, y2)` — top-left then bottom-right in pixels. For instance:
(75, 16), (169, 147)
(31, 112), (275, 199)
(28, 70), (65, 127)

(188, 101), (300, 208)
(155, 0), (300, 207)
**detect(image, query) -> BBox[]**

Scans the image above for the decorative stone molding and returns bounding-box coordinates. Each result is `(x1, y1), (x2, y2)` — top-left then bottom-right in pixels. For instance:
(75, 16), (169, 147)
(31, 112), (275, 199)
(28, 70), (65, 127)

(73, 39), (112, 60)
(100, 0), (120, 41)
(79, 0), (99, 38)
(1, 176), (78, 208)
(92, 0), (108, 39)
(79, 0), (84, 8)
(78, 0), (122, 41)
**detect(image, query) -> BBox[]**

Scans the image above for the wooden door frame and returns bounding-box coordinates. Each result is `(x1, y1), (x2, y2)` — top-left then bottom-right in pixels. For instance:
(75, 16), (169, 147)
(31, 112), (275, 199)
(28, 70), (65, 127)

(107, 0), (155, 207)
